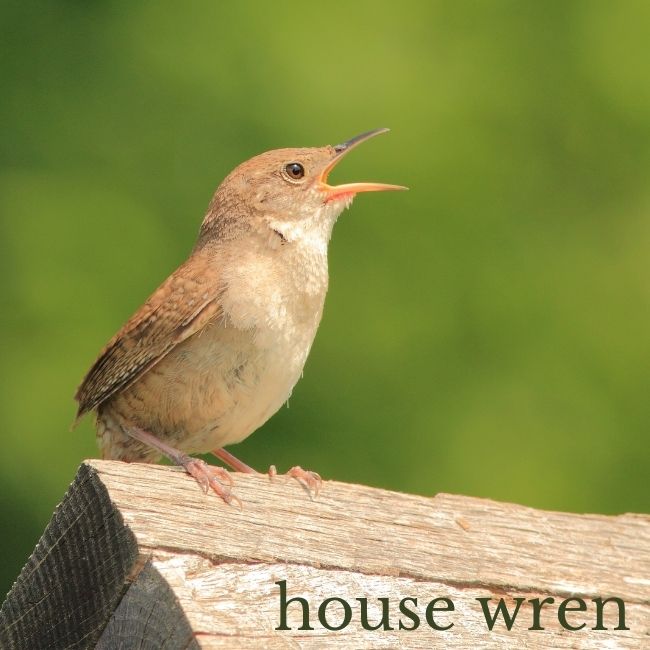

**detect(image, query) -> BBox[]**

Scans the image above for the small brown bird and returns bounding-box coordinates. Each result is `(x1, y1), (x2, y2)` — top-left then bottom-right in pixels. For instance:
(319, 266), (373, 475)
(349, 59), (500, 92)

(75, 128), (406, 503)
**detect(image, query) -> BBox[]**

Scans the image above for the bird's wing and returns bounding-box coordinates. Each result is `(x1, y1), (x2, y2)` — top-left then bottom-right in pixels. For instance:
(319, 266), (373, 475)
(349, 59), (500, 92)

(74, 251), (222, 419)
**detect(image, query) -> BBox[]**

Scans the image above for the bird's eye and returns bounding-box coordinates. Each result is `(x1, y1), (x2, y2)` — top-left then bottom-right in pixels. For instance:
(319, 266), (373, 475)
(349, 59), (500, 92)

(285, 162), (305, 180)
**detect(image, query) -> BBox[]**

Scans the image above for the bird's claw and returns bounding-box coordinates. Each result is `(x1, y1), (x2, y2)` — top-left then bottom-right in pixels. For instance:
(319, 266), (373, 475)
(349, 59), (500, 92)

(286, 465), (322, 497)
(183, 458), (241, 507)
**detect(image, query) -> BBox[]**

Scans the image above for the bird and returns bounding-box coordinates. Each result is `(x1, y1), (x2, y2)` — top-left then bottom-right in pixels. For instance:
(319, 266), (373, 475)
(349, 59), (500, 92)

(74, 128), (406, 503)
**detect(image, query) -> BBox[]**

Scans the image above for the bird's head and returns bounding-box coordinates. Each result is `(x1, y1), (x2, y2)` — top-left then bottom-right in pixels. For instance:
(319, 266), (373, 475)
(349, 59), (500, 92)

(198, 129), (406, 248)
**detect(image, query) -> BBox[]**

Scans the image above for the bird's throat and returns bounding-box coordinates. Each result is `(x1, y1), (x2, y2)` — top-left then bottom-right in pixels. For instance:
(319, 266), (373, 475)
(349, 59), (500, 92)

(268, 199), (350, 251)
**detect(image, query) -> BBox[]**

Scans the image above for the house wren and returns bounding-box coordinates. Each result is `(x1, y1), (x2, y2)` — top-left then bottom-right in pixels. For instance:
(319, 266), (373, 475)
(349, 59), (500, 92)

(75, 128), (406, 503)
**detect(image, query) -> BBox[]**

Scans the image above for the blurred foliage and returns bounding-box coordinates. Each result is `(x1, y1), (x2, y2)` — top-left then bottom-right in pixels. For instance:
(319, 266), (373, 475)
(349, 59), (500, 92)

(1, 0), (649, 597)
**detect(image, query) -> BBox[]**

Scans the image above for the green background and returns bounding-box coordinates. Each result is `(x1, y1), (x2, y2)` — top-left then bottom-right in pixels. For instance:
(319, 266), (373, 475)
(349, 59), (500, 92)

(1, 1), (649, 597)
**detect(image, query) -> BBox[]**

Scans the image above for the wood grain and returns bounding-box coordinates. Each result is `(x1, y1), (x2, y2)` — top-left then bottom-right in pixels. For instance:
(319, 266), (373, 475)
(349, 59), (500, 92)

(1, 460), (648, 648)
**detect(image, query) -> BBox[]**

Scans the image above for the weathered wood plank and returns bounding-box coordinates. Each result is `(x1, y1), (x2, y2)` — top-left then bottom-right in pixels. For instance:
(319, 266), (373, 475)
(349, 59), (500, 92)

(119, 551), (647, 649)
(96, 560), (198, 649)
(93, 459), (650, 600)
(1, 459), (648, 648)
(0, 463), (139, 649)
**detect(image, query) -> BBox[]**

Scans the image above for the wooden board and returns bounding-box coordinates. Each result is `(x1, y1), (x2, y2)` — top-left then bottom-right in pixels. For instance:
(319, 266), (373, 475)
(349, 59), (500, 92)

(1, 459), (648, 648)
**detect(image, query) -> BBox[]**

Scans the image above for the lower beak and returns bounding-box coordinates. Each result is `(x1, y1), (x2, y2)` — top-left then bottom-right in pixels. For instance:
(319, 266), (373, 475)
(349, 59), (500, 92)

(319, 128), (408, 201)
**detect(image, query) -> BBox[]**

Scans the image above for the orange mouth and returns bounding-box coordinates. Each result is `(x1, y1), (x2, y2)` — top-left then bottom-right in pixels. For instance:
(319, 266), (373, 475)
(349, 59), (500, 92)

(319, 128), (408, 202)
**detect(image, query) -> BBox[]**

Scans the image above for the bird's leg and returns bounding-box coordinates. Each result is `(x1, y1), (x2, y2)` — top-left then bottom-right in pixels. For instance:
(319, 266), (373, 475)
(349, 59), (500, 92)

(212, 447), (258, 474)
(211, 447), (277, 478)
(123, 427), (239, 506)
(212, 447), (322, 497)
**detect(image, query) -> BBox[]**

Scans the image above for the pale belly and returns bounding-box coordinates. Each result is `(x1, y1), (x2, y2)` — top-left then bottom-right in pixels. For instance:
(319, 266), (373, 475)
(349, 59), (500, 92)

(182, 318), (315, 450)
(98, 315), (318, 460)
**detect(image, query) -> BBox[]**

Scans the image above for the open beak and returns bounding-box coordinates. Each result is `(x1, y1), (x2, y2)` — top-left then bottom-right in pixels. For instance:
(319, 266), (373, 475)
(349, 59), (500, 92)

(319, 128), (408, 202)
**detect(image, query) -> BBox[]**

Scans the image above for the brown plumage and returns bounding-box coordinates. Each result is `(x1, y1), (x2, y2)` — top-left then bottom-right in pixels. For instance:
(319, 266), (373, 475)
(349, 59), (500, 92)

(74, 128), (406, 503)
(75, 252), (222, 419)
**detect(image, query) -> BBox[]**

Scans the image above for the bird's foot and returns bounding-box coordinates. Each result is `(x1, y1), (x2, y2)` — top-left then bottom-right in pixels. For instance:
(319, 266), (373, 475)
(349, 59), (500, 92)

(211, 447), (321, 497)
(285, 465), (322, 497)
(183, 458), (241, 508)
(121, 427), (241, 507)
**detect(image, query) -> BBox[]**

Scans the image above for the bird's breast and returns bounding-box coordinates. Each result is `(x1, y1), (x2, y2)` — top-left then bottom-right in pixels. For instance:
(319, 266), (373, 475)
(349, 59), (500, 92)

(220, 237), (329, 336)
(202, 243), (329, 445)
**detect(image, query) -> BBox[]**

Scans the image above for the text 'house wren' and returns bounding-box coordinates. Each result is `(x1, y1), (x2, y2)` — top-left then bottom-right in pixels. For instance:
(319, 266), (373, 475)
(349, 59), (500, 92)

(75, 128), (406, 503)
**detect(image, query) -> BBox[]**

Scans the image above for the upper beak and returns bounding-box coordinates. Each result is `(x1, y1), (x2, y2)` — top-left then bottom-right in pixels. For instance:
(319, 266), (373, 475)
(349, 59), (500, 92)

(319, 128), (408, 201)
